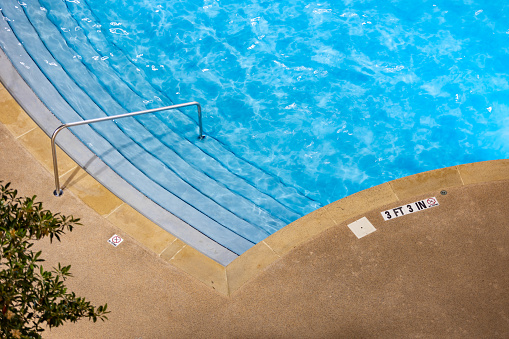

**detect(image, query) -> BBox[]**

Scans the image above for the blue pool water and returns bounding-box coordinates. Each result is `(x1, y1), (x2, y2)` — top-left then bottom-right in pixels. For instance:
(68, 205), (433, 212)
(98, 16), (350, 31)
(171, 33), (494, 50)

(0, 0), (508, 257)
(82, 0), (509, 204)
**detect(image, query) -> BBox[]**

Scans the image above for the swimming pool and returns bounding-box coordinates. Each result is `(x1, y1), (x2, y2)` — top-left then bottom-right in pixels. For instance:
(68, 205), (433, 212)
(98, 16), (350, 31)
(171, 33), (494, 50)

(0, 0), (507, 259)
(83, 0), (508, 201)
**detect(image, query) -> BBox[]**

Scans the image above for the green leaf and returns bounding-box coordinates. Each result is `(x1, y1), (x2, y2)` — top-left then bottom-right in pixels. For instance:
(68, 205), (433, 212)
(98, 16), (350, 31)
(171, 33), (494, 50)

(0, 182), (108, 335)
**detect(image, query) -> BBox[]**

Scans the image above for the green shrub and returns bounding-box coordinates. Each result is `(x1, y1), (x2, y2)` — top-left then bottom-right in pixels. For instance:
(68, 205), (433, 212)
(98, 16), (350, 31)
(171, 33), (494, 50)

(0, 182), (108, 338)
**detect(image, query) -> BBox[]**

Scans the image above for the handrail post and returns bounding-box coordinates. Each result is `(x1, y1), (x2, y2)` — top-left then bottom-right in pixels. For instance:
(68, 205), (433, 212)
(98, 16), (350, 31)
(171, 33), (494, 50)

(51, 102), (204, 197)
(197, 103), (204, 140)
(51, 125), (65, 196)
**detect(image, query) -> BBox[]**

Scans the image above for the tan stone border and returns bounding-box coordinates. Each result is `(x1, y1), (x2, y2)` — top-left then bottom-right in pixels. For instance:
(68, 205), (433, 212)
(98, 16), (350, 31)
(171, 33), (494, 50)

(2, 84), (508, 296)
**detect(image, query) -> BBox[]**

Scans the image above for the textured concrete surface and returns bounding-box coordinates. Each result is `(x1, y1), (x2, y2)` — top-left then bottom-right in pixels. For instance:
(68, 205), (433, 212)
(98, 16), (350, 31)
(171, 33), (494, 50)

(1, 119), (508, 338)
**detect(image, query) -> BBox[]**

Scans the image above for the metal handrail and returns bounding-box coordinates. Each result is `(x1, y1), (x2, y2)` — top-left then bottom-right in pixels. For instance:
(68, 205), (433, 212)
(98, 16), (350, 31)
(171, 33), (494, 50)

(51, 102), (204, 196)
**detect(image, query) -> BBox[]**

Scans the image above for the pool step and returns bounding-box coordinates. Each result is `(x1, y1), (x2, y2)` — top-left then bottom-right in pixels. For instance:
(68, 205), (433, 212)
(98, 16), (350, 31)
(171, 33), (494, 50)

(0, 1), (321, 256)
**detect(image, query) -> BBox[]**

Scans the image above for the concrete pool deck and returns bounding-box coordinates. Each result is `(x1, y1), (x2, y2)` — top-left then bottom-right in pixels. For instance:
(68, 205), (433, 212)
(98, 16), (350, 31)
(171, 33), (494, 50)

(1, 83), (509, 337)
